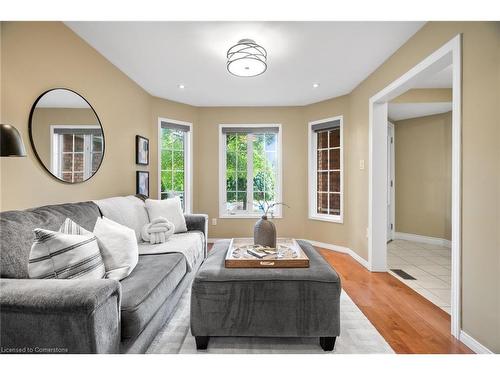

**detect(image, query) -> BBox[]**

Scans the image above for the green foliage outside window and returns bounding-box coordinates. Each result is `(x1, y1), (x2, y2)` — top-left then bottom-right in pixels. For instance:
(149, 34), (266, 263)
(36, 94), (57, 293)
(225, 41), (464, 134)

(226, 132), (277, 213)
(161, 128), (185, 206)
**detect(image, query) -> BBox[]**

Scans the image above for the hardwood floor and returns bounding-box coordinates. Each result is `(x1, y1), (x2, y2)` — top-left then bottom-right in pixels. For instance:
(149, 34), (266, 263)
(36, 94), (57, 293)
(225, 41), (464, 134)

(206, 242), (472, 353)
(316, 247), (472, 354)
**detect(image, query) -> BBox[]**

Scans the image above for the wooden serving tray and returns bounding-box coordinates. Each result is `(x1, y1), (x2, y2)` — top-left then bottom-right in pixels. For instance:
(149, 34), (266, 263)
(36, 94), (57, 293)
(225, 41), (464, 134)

(225, 238), (309, 268)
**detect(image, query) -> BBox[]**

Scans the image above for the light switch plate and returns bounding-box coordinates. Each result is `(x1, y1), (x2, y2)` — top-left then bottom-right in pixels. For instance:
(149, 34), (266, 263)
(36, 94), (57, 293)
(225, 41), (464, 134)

(359, 159), (365, 170)
(211, 218), (217, 226)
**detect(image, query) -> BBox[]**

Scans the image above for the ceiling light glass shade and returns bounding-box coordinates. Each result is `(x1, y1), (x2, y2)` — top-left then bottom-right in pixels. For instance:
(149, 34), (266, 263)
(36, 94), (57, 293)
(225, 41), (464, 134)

(227, 39), (267, 77)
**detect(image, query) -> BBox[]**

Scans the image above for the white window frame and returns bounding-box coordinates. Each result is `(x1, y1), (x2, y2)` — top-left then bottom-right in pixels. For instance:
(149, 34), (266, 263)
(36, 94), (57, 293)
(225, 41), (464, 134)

(157, 117), (193, 214)
(219, 123), (283, 219)
(308, 115), (344, 224)
(50, 125), (102, 181)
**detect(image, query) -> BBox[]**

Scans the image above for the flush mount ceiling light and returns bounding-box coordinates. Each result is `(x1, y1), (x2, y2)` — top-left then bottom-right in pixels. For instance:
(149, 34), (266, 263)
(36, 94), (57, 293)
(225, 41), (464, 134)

(227, 39), (267, 77)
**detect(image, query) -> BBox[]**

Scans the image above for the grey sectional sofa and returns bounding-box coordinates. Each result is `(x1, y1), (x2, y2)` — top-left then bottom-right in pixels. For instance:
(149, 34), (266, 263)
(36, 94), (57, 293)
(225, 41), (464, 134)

(0, 197), (207, 353)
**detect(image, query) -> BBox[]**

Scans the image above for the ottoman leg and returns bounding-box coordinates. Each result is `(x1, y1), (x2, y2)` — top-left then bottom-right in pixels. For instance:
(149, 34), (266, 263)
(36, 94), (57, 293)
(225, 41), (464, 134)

(195, 336), (210, 350)
(320, 336), (336, 351)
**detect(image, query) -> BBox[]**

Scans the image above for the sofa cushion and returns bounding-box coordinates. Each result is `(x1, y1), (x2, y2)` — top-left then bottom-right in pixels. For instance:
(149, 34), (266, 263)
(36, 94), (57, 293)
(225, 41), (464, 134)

(119, 253), (187, 340)
(94, 196), (149, 242)
(137, 231), (204, 272)
(0, 202), (100, 279)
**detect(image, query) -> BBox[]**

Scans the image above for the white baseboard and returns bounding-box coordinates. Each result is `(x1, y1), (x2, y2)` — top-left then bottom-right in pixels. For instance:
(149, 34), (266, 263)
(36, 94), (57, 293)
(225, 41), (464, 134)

(460, 330), (493, 354)
(303, 239), (370, 270)
(208, 237), (370, 270)
(394, 232), (451, 248)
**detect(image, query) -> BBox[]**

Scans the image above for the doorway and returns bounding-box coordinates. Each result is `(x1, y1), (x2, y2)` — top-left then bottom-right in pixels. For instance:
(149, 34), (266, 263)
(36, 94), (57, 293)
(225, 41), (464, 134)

(386, 106), (452, 314)
(368, 35), (461, 338)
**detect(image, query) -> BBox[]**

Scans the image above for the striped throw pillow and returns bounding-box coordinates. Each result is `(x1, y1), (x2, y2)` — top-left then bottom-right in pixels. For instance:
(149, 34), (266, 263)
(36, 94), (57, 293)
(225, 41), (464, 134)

(28, 219), (105, 280)
(59, 217), (93, 236)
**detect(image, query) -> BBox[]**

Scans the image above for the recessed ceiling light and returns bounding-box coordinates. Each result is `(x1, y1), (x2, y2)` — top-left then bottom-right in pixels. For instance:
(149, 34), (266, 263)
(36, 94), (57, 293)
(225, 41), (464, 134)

(178, 84), (185, 89)
(227, 39), (267, 77)
(313, 83), (320, 88)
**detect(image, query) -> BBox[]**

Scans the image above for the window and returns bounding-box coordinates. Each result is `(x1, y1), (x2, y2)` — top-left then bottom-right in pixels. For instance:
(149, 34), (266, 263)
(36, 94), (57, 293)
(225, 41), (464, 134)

(219, 124), (282, 218)
(308, 116), (343, 223)
(158, 118), (192, 212)
(51, 126), (103, 183)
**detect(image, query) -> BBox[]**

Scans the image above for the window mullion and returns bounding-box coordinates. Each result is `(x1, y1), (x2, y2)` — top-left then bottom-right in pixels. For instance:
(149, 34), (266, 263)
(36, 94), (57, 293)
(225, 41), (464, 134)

(327, 130), (331, 214)
(247, 135), (254, 214)
(183, 133), (187, 207)
(171, 148), (174, 195)
(71, 134), (75, 182)
(58, 135), (63, 177)
(84, 135), (90, 179)
(313, 132), (318, 215)
(223, 133), (228, 213)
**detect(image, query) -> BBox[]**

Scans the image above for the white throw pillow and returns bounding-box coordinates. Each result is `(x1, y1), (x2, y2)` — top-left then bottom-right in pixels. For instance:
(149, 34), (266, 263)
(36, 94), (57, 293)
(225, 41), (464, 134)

(28, 226), (105, 280)
(145, 197), (187, 234)
(93, 217), (139, 280)
(94, 195), (150, 242)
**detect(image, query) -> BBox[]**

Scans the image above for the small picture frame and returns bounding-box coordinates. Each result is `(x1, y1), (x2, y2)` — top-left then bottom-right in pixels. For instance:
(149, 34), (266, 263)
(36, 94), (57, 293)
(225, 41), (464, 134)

(136, 135), (149, 165)
(136, 171), (150, 197)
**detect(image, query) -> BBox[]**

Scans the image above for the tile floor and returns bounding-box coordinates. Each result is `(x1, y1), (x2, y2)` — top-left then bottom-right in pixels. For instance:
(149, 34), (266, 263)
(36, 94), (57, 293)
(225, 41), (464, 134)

(387, 239), (451, 314)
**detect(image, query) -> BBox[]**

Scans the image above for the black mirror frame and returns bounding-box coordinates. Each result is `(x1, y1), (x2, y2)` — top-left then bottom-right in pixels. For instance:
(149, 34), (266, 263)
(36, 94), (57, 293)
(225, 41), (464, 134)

(28, 88), (105, 184)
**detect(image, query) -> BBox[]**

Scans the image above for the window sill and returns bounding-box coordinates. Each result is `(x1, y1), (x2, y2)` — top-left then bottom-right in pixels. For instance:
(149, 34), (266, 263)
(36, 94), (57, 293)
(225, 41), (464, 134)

(219, 213), (283, 219)
(308, 214), (343, 224)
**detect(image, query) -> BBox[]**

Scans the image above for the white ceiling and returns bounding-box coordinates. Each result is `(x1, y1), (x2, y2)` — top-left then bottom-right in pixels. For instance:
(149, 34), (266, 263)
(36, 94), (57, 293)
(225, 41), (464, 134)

(37, 89), (90, 108)
(413, 65), (453, 88)
(388, 102), (452, 121)
(65, 21), (425, 107)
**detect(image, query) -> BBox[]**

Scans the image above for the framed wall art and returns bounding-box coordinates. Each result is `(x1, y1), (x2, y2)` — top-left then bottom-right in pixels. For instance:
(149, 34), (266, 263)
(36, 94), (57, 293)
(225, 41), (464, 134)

(136, 135), (149, 165)
(136, 170), (150, 197)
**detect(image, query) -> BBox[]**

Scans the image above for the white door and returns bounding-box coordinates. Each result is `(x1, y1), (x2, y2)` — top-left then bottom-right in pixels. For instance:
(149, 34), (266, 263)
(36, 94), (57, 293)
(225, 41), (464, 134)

(387, 122), (395, 242)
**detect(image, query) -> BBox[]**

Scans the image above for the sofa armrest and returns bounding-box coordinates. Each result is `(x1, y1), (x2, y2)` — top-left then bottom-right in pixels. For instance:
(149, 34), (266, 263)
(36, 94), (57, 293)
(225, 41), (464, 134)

(184, 214), (208, 256)
(0, 278), (121, 353)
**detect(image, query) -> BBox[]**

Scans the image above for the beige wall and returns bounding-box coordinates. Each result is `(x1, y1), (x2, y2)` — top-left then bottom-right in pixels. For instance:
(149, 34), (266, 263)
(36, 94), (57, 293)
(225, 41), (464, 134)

(149, 96), (199, 202)
(394, 112), (452, 240)
(195, 106), (309, 239)
(392, 88), (452, 103)
(0, 22), (152, 210)
(302, 95), (351, 247)
(31, 107), (99, 167)
(195, 97), (351, 242)
(346, 22), (500, 352)
(1, 21), (499, 351)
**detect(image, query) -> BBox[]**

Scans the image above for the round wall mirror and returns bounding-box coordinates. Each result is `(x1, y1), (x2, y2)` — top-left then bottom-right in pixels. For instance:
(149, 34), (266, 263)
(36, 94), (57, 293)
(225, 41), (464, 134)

(29, 88), (104, 183)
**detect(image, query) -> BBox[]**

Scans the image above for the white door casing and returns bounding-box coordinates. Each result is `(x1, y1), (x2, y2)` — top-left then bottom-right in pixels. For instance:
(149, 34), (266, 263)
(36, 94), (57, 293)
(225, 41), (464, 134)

(368, 34), (461, 339)
(387, 121), (395, 242)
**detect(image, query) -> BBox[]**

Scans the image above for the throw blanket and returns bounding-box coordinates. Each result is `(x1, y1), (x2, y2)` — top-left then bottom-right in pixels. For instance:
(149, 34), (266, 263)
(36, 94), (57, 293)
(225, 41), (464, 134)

(141, 217), (175, 244)
(138, 231), (204, 272)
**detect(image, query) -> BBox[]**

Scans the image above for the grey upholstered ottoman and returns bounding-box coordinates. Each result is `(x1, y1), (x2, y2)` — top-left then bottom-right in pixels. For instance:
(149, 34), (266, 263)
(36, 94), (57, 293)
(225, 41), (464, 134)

(190, 239), (341, 351)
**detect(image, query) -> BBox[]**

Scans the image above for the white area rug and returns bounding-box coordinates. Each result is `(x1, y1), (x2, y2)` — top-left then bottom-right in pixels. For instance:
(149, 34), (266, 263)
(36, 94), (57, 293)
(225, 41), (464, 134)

(147, 287), (394, 354)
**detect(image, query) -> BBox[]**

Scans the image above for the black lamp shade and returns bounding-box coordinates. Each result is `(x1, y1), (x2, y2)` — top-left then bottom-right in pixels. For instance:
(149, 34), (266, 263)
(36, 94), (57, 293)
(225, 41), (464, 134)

(0, 124), (27, 157)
